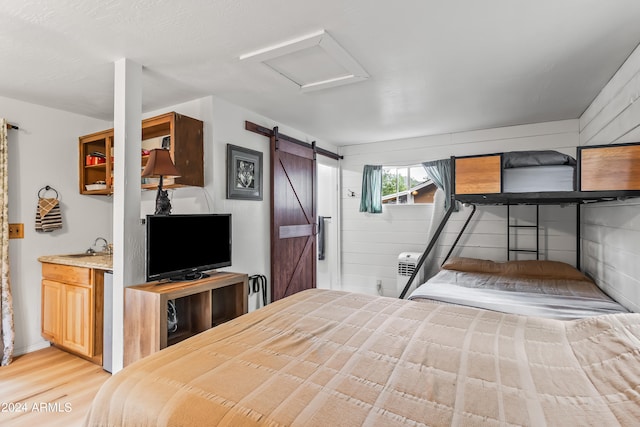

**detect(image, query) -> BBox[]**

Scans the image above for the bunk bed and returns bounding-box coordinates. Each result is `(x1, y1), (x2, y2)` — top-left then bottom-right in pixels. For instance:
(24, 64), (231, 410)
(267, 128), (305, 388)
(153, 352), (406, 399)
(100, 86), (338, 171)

(400, 142), (640, 316)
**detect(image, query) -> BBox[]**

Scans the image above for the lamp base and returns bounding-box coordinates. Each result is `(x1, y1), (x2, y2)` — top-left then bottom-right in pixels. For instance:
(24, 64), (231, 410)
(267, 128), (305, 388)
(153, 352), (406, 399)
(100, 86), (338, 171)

(155, 188), (172, 215)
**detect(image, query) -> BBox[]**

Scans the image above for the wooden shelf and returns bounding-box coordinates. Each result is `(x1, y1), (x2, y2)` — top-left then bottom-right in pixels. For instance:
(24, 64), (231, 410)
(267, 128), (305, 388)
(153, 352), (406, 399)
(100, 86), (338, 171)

(79, 111), (204, 195)
(124, 271), (248, 366)
(79, 129), (113, 195)
(140, 111), (204, 188)
(167, 330), (199, 347)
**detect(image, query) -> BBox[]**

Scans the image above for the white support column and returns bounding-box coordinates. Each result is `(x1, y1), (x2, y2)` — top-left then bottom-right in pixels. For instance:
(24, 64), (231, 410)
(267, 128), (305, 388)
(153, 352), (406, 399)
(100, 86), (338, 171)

(111, 58), (144, 373)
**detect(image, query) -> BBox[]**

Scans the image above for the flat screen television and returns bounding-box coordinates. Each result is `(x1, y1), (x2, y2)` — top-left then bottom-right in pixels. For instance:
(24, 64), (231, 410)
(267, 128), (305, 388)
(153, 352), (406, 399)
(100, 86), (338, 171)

(146, 213), (232, 282)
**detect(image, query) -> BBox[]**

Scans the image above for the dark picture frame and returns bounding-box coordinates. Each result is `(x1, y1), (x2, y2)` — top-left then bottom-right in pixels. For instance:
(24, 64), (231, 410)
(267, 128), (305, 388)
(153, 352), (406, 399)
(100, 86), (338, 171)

(226, 144), (263, 200)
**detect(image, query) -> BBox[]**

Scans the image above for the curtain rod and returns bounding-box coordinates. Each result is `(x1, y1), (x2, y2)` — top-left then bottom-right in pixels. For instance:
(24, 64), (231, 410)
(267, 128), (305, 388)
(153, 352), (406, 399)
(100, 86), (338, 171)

(6, 123), (18, 130)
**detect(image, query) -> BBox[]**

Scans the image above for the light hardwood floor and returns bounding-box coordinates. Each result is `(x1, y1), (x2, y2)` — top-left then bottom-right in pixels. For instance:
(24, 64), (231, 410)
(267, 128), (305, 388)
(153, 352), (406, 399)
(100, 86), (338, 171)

(0, 346), (111, 427)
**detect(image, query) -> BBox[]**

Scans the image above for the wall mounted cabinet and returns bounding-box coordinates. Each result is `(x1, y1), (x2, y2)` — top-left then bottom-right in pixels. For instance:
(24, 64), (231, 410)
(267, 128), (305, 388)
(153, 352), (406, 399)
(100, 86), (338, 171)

(79, 129), (113, 195)
(79, 111), (204, 195)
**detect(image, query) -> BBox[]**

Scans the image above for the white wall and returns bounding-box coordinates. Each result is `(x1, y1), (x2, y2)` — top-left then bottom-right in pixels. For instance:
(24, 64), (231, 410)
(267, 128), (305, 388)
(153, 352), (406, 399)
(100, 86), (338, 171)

(340, 120), (580, 297)
(2, 96), (112, 355)
(579, 43), (640, 313)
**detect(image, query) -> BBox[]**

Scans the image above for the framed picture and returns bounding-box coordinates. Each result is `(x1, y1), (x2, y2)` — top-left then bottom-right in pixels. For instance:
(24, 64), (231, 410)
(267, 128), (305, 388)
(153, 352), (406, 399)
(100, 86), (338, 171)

(226, 144), (263, 200)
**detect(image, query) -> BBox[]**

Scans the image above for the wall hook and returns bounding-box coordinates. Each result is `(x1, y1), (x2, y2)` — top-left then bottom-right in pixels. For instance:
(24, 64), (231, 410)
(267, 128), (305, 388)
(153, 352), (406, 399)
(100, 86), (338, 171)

(38, 185), (59, 199)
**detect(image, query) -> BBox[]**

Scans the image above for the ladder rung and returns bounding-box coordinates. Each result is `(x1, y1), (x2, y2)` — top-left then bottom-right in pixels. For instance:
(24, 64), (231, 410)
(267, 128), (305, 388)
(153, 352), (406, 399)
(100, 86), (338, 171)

(507, 204), (539, 261)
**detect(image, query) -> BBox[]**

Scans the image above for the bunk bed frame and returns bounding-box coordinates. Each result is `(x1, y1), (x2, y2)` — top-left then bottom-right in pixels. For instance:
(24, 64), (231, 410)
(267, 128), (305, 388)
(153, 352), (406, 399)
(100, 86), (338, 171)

(399, 141), (640, 299)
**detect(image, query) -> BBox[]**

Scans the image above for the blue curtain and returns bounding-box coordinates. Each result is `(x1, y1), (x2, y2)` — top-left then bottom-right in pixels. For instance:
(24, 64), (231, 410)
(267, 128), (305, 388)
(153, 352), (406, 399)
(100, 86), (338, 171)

(422, 159), (456, 211)
(359, 165), (383, 213)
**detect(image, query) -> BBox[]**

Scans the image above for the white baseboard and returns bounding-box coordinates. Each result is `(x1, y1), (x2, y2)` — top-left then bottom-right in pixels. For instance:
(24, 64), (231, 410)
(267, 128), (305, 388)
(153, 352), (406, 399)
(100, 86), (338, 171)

(14, 341), (50, 357)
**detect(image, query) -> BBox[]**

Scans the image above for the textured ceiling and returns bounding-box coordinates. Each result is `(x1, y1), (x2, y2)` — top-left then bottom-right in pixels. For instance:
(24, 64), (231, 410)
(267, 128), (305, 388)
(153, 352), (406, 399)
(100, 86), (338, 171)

(1, 0), (640, 145)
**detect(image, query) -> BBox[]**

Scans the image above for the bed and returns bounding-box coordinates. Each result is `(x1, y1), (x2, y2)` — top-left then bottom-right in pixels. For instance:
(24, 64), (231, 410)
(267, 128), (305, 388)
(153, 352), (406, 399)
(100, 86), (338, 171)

(452, 143), (640, 204)
(398, 143), (640, 298)
(85, 288), (640, 426)
(409, 258), (629, 320)
(454, 150), (577, 197)
(501, 150), (576, 192)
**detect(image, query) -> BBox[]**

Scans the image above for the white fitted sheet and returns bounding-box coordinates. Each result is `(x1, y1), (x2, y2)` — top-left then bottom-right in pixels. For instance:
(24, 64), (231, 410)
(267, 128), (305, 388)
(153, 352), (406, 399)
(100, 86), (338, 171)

(503, 165), (575, 192)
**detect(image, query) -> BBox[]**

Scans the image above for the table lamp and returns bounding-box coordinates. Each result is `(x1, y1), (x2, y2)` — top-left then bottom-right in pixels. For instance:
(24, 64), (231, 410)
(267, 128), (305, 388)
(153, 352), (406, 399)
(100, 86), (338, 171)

(141, 148), (181, 215)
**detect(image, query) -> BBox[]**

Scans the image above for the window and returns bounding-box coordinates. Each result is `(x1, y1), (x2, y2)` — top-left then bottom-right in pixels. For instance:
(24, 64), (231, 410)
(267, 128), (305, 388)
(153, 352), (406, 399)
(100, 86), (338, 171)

(382, 165), (435, 204)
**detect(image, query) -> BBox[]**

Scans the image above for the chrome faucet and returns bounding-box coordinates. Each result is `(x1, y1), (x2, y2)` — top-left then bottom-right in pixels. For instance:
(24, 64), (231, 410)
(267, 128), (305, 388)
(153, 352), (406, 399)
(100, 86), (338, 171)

(93, 237), (111, 254)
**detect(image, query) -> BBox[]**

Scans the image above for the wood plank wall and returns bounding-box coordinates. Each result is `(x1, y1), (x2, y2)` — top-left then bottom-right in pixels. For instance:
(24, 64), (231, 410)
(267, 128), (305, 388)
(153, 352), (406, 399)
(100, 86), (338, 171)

(579, 44), (640, 312)
(340, 120), (579, 297)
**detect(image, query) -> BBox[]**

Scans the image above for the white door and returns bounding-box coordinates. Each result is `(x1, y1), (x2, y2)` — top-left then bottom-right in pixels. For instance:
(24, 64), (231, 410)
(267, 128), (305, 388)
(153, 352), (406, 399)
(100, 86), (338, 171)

(317, 158), (339, 289)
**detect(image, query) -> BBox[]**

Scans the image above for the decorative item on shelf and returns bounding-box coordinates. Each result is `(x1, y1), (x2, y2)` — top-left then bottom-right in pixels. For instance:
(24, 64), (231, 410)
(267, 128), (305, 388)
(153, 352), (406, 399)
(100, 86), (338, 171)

(226, 144), (263, 200)
(141, 148), (181, 215)
(85, 151), (107, 166)
(167, 299), (178, 333)
(85, 180), (107, 191)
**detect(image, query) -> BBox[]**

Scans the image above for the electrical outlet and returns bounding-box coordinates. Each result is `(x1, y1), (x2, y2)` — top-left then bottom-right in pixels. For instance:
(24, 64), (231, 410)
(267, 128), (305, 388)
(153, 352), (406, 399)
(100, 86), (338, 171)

(9, 223), (24, 239)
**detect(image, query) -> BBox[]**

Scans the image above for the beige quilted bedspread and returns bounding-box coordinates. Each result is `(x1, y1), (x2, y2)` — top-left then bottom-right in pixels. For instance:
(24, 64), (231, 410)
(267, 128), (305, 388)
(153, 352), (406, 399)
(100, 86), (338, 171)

(85, 289), (640, 426)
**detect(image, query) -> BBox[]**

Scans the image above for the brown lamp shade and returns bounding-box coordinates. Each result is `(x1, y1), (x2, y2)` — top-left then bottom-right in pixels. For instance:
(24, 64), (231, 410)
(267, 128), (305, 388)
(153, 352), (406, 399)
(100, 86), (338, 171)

(141, 149), (181, 178)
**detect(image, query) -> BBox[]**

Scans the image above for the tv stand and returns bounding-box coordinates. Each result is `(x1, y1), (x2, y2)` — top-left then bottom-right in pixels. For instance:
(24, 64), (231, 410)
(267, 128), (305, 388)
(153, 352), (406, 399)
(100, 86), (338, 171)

(124, 271), (248, 366)
(169, 271), (210, 282)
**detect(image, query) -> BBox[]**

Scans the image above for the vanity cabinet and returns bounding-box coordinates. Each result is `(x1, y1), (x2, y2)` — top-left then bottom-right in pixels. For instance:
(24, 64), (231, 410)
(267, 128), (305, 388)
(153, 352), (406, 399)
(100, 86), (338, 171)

(41, 280), (62, 341)
(40, 263), (104, 365)
(79, 129), (113, 194)
(79, 111), (204, 195)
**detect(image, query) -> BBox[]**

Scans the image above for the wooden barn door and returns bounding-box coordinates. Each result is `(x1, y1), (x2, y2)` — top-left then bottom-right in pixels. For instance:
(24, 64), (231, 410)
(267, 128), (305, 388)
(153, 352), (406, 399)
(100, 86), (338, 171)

(270, 132), (317, 302)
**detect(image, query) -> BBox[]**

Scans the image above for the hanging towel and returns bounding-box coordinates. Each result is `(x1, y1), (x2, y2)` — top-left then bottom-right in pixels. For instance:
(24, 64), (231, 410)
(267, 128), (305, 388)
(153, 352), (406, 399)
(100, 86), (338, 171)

(318, 216), (325, 260)
(35, 197), (62, 232)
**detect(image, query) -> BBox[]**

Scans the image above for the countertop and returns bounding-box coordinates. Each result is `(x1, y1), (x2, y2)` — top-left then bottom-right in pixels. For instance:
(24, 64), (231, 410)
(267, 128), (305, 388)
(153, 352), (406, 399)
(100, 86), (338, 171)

(38, 253), (113, 271)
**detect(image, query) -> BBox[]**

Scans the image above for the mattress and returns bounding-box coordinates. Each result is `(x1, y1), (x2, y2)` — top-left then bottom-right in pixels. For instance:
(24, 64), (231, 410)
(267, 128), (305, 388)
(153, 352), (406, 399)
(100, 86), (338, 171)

(409, 258), (628, 319)
(84, 289), (640, 426)
(503, 165), (575, 192)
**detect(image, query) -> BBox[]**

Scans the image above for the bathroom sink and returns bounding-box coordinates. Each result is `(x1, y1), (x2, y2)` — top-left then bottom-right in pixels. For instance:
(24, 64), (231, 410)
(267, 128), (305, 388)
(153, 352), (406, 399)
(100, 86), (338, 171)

(62, 253), (97, 258)
(38, 251), (113, 270)
(62, 252), (109, 258)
